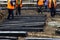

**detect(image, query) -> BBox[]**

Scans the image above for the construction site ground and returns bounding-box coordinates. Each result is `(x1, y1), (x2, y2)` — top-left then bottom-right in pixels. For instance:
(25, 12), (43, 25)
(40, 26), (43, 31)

(0, 10), (60, 40)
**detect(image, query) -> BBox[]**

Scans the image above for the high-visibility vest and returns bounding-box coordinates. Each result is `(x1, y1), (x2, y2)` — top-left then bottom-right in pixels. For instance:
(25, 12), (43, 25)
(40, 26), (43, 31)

(48, 0), (56, 8)
(7, 0), (15, 9)
(38, 0), (44, 6)
(16, 0), (22, 7)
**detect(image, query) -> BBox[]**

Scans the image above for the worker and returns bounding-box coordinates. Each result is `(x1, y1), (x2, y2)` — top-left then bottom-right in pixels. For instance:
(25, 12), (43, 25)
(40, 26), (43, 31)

(44, 0), (48, 9)
(37, 0), (44, 14)
(48, 0), (56, 17)
(7, 0), (16, 20)
(16, 0), (22, 15)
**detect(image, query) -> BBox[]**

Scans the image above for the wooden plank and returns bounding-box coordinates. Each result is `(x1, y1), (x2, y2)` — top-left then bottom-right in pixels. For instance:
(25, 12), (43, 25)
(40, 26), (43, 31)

(25, 37), (52, 40)
(25, 37), (60, 40)
(0, 31), (27, 37)
(0, 0), (7, 1)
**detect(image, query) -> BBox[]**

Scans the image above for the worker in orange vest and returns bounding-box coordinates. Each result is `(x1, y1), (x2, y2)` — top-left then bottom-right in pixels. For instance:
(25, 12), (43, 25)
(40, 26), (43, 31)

(37, 0), (44, 14)
(16, 0), (22, 15)
(48, 0), (56, 17)
(7, 0), (16, 20)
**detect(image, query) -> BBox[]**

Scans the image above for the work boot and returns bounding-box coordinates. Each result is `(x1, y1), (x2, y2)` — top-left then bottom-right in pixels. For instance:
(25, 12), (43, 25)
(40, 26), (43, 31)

(7, 18), (11, 20)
